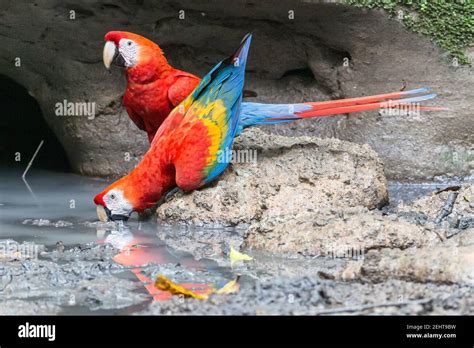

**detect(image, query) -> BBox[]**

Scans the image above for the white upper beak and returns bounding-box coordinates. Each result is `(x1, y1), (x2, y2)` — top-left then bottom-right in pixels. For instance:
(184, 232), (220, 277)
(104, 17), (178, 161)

(103, 41), (116, 70)
(96, 205), (108, 222)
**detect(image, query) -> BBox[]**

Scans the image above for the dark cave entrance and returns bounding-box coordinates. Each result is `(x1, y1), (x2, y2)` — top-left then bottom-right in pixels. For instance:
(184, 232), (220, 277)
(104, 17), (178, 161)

(0, 74), (70, 172)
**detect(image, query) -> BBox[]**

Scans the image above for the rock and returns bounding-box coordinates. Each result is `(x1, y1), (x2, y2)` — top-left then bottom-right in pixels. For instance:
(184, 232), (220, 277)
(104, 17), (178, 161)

(157, 128), (388, 226)
(242, 180), (474, 286)
(396, 185), (474, 239)
(397, 184), (473, 220)
(0, 1), (472, 179)
(458, 216), (474, 230)
(244, 208), (436, 256)
(360, 244), (474, 285)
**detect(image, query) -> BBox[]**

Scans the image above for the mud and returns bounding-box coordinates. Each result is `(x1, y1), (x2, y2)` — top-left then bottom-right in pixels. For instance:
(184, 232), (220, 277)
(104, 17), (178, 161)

(141, 277), (472, 315)
(0, 240), (149, 314)
(0, 170), (472, 315)
(1, 213), (472, 316)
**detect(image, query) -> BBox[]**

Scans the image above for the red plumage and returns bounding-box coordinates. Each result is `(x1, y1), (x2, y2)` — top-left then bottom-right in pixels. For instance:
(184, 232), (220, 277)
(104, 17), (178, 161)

(105, 31), (200, 143)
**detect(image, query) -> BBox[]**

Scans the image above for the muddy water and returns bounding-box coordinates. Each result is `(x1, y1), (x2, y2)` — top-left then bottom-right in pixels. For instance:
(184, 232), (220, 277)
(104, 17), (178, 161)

(1, 168), (104, 245)
(0, 169), (240, 313)
(0, 168), (464, 314)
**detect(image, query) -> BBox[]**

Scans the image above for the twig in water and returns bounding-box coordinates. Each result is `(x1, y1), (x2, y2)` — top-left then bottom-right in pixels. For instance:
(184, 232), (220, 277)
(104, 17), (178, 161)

(435, 185), (461, 195)
(434, 192), (459, 224)
(314, 298), (432, 315)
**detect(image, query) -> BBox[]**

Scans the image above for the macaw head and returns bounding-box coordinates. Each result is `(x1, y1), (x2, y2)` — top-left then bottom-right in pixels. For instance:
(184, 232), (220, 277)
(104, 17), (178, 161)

(94, 178), (135, 222)
(94, 175), (160, 221)
(103, 31), (169, 79)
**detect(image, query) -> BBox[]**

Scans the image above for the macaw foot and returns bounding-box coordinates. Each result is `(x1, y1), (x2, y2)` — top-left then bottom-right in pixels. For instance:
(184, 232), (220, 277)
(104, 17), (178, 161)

(152, 187), (183, 212)
(138, 209), (154, 221)
(164, 187), (184, 202)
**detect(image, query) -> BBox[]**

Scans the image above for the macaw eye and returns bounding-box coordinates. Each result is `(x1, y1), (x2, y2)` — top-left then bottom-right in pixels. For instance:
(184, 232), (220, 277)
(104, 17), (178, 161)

(110, 194), (116, 200)
(127, 41), (132, 46)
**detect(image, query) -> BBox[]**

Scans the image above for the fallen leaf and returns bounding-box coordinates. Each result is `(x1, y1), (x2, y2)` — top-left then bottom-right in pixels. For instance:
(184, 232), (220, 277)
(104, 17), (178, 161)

(215, 276), (240, 295)
(155, 275), (209, 300)
(230, 246), (253, 267)
(154, 275), (241, 300)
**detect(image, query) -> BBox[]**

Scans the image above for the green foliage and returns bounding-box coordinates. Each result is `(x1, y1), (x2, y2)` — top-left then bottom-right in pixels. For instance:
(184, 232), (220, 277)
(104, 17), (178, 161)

(345, 0), (474, 65)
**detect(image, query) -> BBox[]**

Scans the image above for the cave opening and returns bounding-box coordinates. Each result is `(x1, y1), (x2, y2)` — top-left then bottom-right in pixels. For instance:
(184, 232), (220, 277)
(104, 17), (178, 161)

(0, 74), (70, 172)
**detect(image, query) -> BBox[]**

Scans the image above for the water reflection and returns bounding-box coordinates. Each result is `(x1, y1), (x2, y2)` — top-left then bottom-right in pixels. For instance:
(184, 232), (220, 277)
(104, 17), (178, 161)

(97, 223), (213, 301)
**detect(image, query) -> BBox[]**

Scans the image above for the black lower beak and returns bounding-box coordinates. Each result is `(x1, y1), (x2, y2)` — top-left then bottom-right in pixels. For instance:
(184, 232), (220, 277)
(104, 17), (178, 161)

(111, 214), (129, 221)
(113, 51), (126, 68)
(104, 207), (129, 222)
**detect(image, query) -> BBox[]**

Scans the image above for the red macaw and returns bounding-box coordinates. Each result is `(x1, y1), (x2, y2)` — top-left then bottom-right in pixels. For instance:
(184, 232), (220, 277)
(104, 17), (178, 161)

(95, 33), (445, 221)
(95, 34), (253, 220)
(102, 31), (442, 143)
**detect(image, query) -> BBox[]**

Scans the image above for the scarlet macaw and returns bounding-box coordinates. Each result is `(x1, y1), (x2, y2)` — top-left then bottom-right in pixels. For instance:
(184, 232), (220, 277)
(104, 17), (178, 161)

(95, 34), (253, 220)
(102, 31), (441, 143)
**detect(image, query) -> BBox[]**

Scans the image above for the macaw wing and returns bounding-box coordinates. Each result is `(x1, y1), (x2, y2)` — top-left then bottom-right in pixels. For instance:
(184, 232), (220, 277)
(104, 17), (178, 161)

(171, 34), (252, 191)
(125, 105), (146, 131)
(167, 72), (201, 108)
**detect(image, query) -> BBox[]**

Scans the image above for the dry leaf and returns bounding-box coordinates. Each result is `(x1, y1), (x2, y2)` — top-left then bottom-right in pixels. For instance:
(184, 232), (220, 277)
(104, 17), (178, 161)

(230, 246), (253, 267)
(155, 275), (209, 300)
(215, 276), (240, 295)
(154, 275), (241, 300)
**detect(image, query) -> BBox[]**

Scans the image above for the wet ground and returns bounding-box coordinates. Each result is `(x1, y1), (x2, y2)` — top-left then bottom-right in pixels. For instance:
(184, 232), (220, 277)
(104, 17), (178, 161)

(0, 169), (471, 315)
